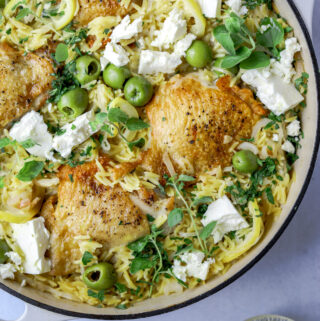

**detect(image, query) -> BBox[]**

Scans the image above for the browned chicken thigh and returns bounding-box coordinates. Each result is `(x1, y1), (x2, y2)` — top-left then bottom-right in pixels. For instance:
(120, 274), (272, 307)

(76, 0), (129, 26)
(0, 43), (53, 128)
(41, 157), (150, 276)
(142, 75), (266, 176)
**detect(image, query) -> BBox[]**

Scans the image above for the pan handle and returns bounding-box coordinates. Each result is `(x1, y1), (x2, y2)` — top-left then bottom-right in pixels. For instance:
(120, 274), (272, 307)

(15, 303), (72, 321)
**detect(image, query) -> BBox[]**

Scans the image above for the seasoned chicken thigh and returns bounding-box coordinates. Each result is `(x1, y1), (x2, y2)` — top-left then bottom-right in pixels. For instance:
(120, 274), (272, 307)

(76, 0), (129, 26)
(143, 75), (266, 176)
(41, 157), (149, 276)
(0, 43), (53, 128)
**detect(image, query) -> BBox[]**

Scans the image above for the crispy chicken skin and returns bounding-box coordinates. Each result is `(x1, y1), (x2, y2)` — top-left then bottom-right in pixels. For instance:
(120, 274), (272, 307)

(41, 157), (149, 276)
(76, 0), (129, 26)
(143, 75), (265, 176)
(0, 43), (53, 128)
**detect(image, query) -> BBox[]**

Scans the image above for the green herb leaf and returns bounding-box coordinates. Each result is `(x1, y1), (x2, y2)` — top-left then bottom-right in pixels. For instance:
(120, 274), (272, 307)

(0, 177), (5, 189)
(126, 118), (150, 131)
(128, 138), (145, 151)
(146, 214), (155, 222)
(116, 304), (127, 310)
(115, 282), (127, 293)
(82, 251), (93, 265)
(222, 46), (252, 69)
(0, 137), (11, 148)
(16, 161), (44, 182)
(55, 43), (69, 63)
(256, 18), (284, 49)
(15, 7), (32, 21)
(213, 25), (236, 55)
(295, 72), (309, 94)
(200, 221), (217, 241)
(168, 208), (184, 227)
(129, 257), (156, 274)
(265, 186), (274, 204)
(87, 289), (105, 302)
(192, 196), (213, 207)
(240, 51), (270, 69)
(107, 108), (129, 124)
(178, 175), (195, 182)
(128, 236), (149, 253)
(244, 0), (273, 10)
(20, 139), (38, 149)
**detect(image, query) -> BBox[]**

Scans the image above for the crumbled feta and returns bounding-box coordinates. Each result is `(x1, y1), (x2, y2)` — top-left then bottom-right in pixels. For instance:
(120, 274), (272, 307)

(226, 0), (248, 15)
(52, 111), (98, 158)
(196, 0), (221, 18)
(110, 15), (143, 43)
(136, 37), (145, 49)
(281, 140), (295, 154)
(173, 251), (214, 282)
(6, 252), (22, 266)
(271, 38), (301, 83)
(100, 43), (129, 69)
(138, 50), (182, 75)
(11, 217), (50, 275)
(151, 8), (187, 49)
(201, 195), (249, 243)
(241, 68), (304, 116)
(272, 134), (279, 142)
(286, 120), (301, 137)
(9, 111), (54, 161)
(0, 263), (16, 279)
(174, 34), (197, 57)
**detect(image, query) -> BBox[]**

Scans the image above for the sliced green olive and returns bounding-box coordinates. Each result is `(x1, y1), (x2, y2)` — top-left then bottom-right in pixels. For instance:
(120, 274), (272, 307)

(186, 40), (213, 68)
(75, 55), (101, 85)
(103, 64), (131, 89)
(214, 58), (239, 75)
(232, 150), (259, 174)
(83, 262), (117, 291)
(124, 76), (154, 107)
(0, 239), (11, 264)
(57, 88), (88, 119)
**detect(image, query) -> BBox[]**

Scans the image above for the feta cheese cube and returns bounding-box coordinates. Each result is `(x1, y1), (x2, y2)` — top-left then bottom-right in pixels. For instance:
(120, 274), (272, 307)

(196, 0), (221, 18)
(271, 38), (301, 83)
(0, 263), (16, 279)
(201, 195), (249, 243)
(6, 252), (22, 266)
(52, 111), (98, 158)
(11, 217), (51, 275)
(282, 140), (295, 154)
(151, 9), (187, 49)
(100, 43), (129, 69)
(241, 69), (304, 116)
(226, 0), (248, 15)
(286, 120), (300, 137)
(173, 251), (214, 282)
(110, 15), (143, 43)
(174, 34), (197, 57)
(272, 134), (279, 142)
(138, 50), (182, 75)
(9, 111), (54, 161)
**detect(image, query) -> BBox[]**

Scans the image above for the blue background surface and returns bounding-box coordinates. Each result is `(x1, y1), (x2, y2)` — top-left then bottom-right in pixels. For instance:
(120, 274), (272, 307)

(0, 1), (319, 320)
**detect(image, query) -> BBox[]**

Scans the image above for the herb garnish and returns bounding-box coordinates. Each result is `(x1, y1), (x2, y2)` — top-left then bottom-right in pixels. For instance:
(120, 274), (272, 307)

(16, 161), (44, 182)
(82, 251), (93, 265)
(295, 72), (309, 94)
(87, 289), (105, 302)
(244, 0), (273, 10)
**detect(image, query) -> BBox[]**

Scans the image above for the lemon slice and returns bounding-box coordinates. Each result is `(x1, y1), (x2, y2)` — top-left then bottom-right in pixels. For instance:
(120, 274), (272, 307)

(181, 0), (206, 37)
(50, 0), (77, 30)
(3, 0), (21, 17)
(222, 200), (263, 263)
(0, 210), (35, 224)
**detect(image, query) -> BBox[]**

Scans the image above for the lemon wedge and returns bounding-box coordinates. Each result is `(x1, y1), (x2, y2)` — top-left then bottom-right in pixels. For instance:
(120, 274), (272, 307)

(109, 97), (139, 119)
(222, 200), (263, 263)
(181, 0), (206, 37)
(50, 0), (77, 30)
(0, 210), (35, 224)
(3, 0), (21, 17)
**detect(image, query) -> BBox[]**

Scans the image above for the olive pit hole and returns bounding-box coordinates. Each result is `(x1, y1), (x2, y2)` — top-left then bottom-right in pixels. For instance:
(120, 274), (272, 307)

(87, 62), (98, 75)
(88, 270), (101, 282)
(63, 107), (75, 116)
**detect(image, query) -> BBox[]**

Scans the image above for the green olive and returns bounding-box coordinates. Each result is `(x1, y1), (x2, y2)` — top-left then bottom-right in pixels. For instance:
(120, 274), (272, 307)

(57, 88), (88, 119)
(124, 76), (154, 107)
(214, 58), (239, 75)
(75, 55), (101, 85)
(83, 262), (117, 291)
(103, 64), (131, 89)
(232, 150), (259, 174)
(0, 239), (11, 264)
(186, 40), (213, 68)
